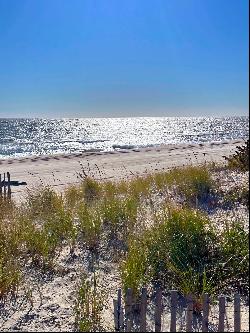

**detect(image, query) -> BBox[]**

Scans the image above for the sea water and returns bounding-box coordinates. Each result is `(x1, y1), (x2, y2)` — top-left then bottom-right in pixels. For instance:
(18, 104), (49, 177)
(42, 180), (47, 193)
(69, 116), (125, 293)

(0, 116), (248, 159)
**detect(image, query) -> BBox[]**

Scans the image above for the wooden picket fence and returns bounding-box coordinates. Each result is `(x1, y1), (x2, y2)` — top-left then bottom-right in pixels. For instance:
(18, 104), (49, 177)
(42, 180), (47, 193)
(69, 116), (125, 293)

(0, 172), (11, 200)
(113, 288), (243, 332)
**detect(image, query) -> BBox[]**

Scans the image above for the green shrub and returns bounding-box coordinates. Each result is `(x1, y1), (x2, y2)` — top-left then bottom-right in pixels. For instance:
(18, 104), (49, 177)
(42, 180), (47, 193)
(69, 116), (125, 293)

(222, 185), (249, 208)
(127, 176), (153, 199)
(224, 140), (249, 171)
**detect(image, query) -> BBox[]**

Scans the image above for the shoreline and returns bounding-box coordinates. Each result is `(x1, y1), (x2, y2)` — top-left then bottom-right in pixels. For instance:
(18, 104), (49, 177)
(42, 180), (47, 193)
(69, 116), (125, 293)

(0, 139), (245, 201)
(0, 138), (246, 161)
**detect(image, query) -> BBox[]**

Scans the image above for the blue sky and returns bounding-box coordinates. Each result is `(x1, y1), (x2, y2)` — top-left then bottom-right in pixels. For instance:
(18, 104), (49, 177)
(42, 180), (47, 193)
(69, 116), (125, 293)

(0, 0), (248, 118)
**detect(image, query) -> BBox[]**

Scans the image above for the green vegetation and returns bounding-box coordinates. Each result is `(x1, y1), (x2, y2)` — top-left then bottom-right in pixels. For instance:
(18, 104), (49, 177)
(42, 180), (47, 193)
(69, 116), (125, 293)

(121, 206), (249, 309)
(0, 162), (248, 323)
(224, 140), (249, 171)
(74, 272), (105, 332)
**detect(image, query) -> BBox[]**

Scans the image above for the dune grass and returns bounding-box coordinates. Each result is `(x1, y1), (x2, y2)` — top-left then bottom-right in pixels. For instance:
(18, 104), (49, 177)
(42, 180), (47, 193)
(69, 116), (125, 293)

(74, 272), (105, 332)
(121, 205), (249, 308)
(0, 161), (248, 324)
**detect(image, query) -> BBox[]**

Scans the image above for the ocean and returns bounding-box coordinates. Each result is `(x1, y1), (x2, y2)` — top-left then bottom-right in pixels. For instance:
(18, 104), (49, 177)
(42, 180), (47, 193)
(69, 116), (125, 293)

(0, 116), (248, 159)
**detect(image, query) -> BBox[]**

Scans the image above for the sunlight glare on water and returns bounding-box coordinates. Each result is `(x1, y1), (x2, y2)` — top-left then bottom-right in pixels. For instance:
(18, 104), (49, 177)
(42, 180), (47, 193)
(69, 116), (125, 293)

(0, 116), (248, 159)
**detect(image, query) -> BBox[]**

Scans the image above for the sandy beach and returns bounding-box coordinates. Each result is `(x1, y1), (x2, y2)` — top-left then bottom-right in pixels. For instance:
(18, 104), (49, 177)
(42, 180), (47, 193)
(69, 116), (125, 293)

(0, 139), (244, 202)
(0, 138), (249, 332)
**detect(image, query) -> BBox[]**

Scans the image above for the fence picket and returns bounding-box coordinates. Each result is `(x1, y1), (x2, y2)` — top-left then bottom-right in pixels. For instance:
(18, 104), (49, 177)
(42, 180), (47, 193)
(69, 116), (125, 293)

(119, 305), (124, 332)
(218, 295), (225, 332)
(234, 293), (241, 332)
(3, 173), (6, 198)
(117, 289), (123, 332)
(202, 293), (209, 332)
(186, 294), (193, 332)
(125, 288), (133, 332)
(113, 299), (119, 331)
(7, 172), (11, 199)
(113, 289), (242, 333)
(140, 287), (147, 332)
(0, 174), (2, 197)
(170, 290), (177, 332)
(154, 288), (162, 332)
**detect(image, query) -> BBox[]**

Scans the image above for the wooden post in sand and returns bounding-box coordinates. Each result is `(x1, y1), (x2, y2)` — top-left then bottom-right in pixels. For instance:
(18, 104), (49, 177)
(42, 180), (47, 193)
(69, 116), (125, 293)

(140, 288), (147, 332)
(202, 293), (209, 332)
(154, 288), (162, 332)
(170, 290), (178, 332)
(234, 293), (241, 332)
(7, 172), (11, 199)
(125, 288), (133, 332)
(218, 295), (225, 332)
(0, 173), (2, 198)
(3, 173), (6, 199)
(186, 294), (193, 332)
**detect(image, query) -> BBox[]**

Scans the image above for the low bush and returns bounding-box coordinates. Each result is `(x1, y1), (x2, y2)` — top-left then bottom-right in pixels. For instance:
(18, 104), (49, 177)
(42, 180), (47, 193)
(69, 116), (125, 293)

(224, 140), (249, 171)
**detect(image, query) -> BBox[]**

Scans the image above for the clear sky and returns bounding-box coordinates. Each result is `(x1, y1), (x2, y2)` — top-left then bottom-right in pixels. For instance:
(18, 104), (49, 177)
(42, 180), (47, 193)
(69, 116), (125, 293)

(0, 0), (248, 118)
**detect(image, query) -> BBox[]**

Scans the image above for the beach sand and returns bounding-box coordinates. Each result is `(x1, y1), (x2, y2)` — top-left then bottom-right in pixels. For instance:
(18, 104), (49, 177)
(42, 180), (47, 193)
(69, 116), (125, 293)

(0, 139), (244, 202)
(0, 139), (249, 332)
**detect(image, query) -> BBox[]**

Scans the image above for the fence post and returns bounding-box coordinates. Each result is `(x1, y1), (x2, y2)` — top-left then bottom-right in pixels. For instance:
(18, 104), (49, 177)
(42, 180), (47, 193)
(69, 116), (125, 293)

(117, 289), (123, 332)
(202, 293), (209, 332)
(0, 174), (2, 197)
(234, 293), (240, 332)
(218, 295), (225, 332)
(140, 287), (147, 332)
(119, 305), (124, 332)
(3, 173), (6, 199)
(125, 288), (133, 332)
(170, 290), (177, 332)
(186, 294), (193, 332)
(114, 299), (119, 331)
(155, 288), (162, 332)
(7, 172), (11, 199)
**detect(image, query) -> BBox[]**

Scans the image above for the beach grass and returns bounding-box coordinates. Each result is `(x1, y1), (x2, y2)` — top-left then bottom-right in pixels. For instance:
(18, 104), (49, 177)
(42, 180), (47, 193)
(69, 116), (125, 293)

(0, 157), (248, 328)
